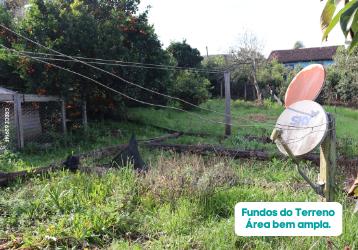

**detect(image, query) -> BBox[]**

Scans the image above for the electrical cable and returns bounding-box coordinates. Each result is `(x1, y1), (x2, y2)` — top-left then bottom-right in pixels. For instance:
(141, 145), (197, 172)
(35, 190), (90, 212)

(0, 24), (330, 131)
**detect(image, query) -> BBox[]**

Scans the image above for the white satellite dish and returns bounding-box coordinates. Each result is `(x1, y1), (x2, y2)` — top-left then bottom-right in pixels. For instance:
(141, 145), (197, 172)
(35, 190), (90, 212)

(274, 100), (328, 156)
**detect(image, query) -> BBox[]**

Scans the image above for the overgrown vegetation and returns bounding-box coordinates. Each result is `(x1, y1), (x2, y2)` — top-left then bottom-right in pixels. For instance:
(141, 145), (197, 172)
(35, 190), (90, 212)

(0, 152), (356, 249)
(0, 100), (356, 249)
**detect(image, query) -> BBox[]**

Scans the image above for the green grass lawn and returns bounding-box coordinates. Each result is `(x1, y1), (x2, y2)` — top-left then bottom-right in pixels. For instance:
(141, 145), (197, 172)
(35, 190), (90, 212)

(0, 99), (357, 249)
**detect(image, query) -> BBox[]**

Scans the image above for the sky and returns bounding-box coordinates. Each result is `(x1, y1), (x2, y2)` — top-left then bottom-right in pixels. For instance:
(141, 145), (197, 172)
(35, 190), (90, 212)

(138, 0), (346, 57)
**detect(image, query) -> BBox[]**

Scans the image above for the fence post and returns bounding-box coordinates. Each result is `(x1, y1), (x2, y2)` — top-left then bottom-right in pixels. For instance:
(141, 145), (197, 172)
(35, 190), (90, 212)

(319, 113), (337, 202)
(61, 100), (67, 134)
(13, 94), (24, 149)
(224, 71), (231, 137)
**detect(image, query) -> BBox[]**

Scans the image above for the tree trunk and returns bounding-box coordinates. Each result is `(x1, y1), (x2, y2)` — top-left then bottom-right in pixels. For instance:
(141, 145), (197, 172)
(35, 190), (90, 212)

(252, 60), (262, 102)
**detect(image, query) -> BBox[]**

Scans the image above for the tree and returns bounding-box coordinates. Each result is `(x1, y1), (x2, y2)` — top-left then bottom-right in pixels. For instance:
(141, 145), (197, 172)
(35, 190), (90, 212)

(257, 59), (288, 103)
(324, 46), (358, 104)
(293, 41), (304, 49)
(0, 0), (172, 119)
(321, 0), (358, 52)
(169, 70), (210, 110)
(202, 55), (226, 97)
(167, 40), (203, 68)
(230, 32), (265, 101)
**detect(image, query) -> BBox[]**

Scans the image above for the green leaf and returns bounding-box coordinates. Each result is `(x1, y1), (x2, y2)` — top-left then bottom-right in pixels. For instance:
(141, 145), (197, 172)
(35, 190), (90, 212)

(321, 0), (337, 31)
(340, 0), (358, 36)
(322, 0), (358, 41)
(348, 32), (358, 52)
(351, 7), (358, 32)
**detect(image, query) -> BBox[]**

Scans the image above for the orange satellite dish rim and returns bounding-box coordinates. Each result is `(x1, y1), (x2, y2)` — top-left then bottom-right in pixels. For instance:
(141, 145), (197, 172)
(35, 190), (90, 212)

(284, 64), (326, 108)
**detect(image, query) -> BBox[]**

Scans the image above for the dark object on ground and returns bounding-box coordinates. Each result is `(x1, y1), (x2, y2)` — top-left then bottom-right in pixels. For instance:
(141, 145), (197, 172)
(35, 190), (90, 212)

(63, 155), (80, 172)
(112, 134), (147, 171)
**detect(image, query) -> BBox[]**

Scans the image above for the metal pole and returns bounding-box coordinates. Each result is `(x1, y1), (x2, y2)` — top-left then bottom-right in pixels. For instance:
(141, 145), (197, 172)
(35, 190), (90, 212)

(224, 71), (231, 137)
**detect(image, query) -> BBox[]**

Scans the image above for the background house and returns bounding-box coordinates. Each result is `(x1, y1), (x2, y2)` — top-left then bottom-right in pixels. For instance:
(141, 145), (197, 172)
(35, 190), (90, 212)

(268, 46), (339, 68)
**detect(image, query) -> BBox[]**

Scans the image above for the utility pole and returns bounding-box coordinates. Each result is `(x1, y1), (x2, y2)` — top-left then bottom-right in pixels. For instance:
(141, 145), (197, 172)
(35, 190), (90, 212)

(206, 46), (209, 57)
(224, 71), (231, 137)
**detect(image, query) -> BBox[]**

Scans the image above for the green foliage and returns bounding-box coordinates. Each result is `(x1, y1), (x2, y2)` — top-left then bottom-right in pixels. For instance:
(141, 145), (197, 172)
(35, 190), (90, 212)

(169, 70), (210, 110)
(202, 55), (226, 96)
(257, 59), (288, 90)
(323, 46), (358, 104)
(277, 64), (303, 98)
(144, 154), (238, 205)
(0, 168), (140, 248)
(0, 150), (29, 171)
(1, 153), (357, 249)
(293, 41), (304, 49)
(0, 0), (172, 118)
(167, 40), (203, 68)
(0, 100), (358, 248)
(321, 0), (358, 52)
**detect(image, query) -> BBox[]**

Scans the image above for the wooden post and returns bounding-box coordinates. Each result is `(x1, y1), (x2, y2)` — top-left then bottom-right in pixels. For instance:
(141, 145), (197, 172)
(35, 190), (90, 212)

(244, 83), (247, 101)
(224, 71), (231, 137)
(13, 94), (24, 149)
(61, 100), (67, 134)
(319, 113), (337, 202)
(82, 100), (88, 130)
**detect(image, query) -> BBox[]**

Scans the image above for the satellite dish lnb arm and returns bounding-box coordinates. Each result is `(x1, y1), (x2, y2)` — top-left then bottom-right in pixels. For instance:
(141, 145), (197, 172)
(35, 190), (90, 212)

(270, 129), (325, 197)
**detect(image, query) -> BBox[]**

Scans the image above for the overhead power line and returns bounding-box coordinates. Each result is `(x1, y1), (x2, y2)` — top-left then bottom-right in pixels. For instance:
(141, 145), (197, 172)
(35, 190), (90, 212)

(8, 49), (224, 74)
(0, 24), (245, 118)
(0, 24), (328, 130)
(0, 24), (278, 127)
(1, 44), (273, 129)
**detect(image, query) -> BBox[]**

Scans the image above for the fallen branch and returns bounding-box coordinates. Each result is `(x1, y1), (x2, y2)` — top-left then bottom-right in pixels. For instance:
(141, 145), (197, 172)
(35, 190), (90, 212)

(127, 118), (225, 138)
(145, 142), (357, 175)
(145, 142), (278, 160)
(0, 132), (182, 187)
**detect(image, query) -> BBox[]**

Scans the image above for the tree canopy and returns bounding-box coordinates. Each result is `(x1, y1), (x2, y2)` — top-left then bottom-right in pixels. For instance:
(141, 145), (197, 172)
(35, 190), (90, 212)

(167, 40), (203, 68)
(0, 0), (173, 118)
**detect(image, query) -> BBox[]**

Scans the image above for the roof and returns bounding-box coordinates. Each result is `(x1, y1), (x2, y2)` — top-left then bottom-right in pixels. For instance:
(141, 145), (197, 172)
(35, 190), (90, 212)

(0, 86), (16, 94)
(268, 46), (339, 63)
(0, 86), (62, 102)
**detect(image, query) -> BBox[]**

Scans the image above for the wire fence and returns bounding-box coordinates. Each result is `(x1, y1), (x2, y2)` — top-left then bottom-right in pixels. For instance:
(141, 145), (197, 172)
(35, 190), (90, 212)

(26, 101), (63, 145)
(0, 102), (16, 151)
(0, 24), (341, 155)
(0, 96), (66, 151)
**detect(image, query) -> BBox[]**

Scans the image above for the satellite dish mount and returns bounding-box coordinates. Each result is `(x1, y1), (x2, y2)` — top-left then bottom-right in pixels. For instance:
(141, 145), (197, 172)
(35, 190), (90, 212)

(271, 64), (337, 202)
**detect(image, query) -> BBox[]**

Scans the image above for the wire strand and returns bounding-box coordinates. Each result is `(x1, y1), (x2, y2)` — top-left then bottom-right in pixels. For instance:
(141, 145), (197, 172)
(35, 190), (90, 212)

(9, 49), (224, 73)
(0, 24), (330, 131)
(0, 25), (277, 127)
(1, 45), (273, 129)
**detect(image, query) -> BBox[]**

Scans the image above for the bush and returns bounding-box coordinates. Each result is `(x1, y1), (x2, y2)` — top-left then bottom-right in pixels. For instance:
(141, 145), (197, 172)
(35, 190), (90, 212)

(169, 71), (211, 110)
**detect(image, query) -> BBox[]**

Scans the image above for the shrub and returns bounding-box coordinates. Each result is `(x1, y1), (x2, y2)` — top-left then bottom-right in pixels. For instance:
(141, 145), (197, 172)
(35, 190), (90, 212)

(143, 153), (238, 205)
(169, 71), (211, 110)
(0, 150), (29, 172)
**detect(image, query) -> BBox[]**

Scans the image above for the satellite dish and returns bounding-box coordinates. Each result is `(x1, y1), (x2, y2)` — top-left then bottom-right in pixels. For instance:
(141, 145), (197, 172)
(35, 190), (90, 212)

(285, 64), (325, 108)
(275, 100), (328, 156)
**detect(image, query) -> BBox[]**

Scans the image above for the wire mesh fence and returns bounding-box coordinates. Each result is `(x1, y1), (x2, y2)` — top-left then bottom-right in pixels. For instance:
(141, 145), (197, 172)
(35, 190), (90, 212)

(22, 101), (64, 148)
(0, 101), (16, 151)
(0, 93), (67, 151)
